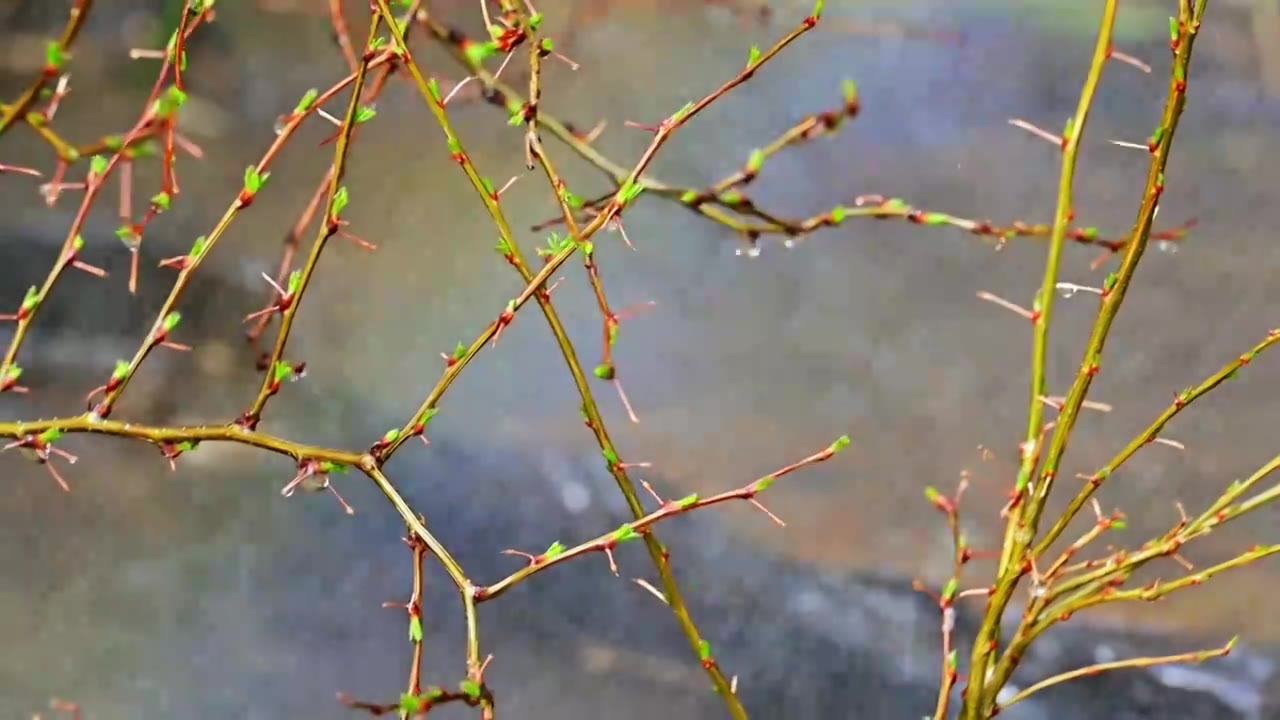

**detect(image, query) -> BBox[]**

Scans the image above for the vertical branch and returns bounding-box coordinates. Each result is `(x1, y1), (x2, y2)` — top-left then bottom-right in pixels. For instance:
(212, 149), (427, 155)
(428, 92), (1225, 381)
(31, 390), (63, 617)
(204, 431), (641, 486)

(964, 1), (1120, 712)
(963, 3), (1211, 716)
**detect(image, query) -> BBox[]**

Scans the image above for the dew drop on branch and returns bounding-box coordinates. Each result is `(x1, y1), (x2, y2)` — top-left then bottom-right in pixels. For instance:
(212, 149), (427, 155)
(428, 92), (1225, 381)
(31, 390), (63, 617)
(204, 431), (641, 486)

(1156, 240), (1179, 254)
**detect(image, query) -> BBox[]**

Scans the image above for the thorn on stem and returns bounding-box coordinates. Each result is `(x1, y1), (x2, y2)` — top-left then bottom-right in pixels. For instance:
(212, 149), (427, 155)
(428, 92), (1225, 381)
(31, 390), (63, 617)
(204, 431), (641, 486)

(1008, 118), (1063, 146)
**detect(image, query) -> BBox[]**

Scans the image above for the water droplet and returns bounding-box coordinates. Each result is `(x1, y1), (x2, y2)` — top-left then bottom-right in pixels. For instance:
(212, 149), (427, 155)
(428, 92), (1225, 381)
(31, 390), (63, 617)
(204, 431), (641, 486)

(783, 239), (795, 249)
(273, 116), (286, 136)
(1157, 240), (1178, 254)
(746, 246), (761, 258)
(1057, 284), (1078, 299)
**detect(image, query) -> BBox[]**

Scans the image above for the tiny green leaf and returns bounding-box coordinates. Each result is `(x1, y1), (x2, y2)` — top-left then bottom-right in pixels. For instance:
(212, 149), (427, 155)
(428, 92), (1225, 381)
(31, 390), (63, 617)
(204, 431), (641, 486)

(602, 447), (619, 466)
(459, 679), (482, 701)
(1168, 16), (1179, 43)
(698, 639), (712, 660)
(543, 541), (566, 559)
(189, 235), (207, 258)
(20, 286), (39, 311)
(153, 85), (188, 117)
(331, 186), (350, 216)
(842, 78), (859, 105)
(162, 311), (182, 332)
(243, 166), (267, 194)
(408, 615), (423, 643)
(426, 77), (441, 103)
(355, 105), (377, 124)
(941, 577), (958, 601)
(746, 149), (765, 174)
(830, 206), (848, 224)
(465, 40), (499, 65)
(561, 189), (584, 209)
(828, 434), (851, 453)
(150, 192), (171, 211)
(90, 155), (108, 177)
(718, 190), (743, 206)
(812, 0), (825, 19)
(273, 361), (294, 382)
(677, 493), (699, 509)
(593, 364), (615, 380)
(618, 179), (645, 206)
(747, 45), (761, 67)
(46, 41), (65, 70)
(453, 341), (467, 360)
(295, 88), (319, 114)
(286, 270), (303, 295)
(754, 474), (776, 492)
(399, 693), (419, 713)
(112, 359), (131, 380)
(1109, 519), (1127, 530)
(612, 524), (640, 543)
(382, 428), (401, 443)
(39, 428), (64, 443)
(668, 101), (695, 126)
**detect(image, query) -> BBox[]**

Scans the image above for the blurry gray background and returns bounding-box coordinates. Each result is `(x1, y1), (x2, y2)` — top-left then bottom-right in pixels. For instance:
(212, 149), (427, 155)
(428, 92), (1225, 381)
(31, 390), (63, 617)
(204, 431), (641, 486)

(2, 0), (1280, 717)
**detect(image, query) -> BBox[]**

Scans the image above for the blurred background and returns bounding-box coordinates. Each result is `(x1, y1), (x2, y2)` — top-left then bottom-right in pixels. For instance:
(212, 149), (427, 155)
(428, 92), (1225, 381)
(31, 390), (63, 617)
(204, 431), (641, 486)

(2, 0), (1280, 717)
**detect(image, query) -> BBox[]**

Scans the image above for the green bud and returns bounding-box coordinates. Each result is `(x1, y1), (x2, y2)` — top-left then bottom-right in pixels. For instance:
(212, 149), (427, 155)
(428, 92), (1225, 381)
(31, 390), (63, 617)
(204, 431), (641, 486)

(828, 435), (851, 453)
(295, 88), (319, 114)
(331, 186), (350, 216)
(612, 524), (640, 543)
